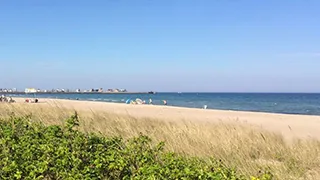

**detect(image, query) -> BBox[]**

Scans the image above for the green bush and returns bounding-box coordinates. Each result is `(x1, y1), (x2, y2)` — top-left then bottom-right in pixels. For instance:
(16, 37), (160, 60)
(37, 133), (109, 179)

(0, 113), (272, 180)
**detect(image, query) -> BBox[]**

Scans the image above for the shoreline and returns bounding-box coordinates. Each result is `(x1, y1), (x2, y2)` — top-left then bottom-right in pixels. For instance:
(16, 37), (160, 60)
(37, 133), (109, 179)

(11, 97), (320, 140)
(12, 95), (320, 117)
(18, 96), (320, 117)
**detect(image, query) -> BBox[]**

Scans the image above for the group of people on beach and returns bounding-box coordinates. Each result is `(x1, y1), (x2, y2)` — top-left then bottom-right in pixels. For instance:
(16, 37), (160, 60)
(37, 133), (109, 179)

(0, 95), (15, 103)
(25, 98), (39, 103)
(0, 95), (40, 104)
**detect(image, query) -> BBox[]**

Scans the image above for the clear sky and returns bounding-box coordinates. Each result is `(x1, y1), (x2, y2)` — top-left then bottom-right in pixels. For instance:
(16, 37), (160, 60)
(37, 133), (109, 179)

(0, 0), (319, 92)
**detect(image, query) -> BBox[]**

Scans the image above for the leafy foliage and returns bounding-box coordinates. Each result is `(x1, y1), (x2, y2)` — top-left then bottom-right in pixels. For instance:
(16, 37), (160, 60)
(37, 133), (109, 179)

(0, 113), (272, 180)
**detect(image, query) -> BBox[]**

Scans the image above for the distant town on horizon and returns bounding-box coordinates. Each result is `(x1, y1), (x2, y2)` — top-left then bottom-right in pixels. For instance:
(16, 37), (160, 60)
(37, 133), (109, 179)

(0, 87), (128, 93)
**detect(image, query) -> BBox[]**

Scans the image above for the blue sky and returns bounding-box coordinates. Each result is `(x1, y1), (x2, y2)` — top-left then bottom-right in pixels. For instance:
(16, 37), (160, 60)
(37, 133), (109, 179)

(0, 0), (319, 92)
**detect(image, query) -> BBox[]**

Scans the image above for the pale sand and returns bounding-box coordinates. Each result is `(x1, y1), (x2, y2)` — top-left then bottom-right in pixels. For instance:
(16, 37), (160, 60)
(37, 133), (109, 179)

(13, 97), (320, 140)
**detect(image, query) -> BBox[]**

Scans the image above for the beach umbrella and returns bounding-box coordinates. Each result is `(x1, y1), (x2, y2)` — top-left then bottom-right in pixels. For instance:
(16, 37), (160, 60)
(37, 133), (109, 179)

(125, 98), (131, 104)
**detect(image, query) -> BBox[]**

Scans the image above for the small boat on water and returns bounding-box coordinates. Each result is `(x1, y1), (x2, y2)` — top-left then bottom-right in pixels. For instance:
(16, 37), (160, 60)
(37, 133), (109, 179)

(148, 91), (156, 94)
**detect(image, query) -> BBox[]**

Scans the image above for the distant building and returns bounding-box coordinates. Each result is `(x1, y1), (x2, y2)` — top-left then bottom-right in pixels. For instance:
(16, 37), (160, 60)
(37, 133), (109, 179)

(25, 88), (37, 93)
(119, 89), (127, 92)
(76, 89), (81, 92)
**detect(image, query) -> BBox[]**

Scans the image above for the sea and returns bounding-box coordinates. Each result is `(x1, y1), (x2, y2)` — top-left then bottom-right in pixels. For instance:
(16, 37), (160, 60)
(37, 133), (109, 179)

(9, 93), (320, 116)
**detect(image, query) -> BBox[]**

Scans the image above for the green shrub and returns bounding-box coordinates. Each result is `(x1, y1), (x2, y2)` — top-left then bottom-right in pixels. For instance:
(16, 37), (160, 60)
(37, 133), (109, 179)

(0, 113), (272, 180)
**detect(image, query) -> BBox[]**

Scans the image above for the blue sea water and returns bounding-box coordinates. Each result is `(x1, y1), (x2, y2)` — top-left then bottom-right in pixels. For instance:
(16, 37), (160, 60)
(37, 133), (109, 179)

(10, 93), (320, 116)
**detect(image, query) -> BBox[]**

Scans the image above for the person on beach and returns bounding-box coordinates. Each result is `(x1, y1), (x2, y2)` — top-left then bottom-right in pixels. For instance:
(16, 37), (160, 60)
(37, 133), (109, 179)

(149, 98), (153, 104)
(2, 96), (8, 102)
(163, 100), (167, 105)
(8, 97), (14, 103)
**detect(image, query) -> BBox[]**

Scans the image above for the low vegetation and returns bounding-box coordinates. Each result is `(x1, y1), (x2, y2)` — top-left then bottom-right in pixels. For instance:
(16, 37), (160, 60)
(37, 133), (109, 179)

(0, 113), (272, 179)
(0, 103), (320, 179)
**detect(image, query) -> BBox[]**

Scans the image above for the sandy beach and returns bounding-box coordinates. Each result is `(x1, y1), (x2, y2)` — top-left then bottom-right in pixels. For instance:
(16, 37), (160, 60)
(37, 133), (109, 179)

(13, 97), (320, 140)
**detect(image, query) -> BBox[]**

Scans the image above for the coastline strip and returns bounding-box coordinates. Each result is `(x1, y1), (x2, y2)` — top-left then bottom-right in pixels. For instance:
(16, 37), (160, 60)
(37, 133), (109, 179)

(11, 97), (320, 140)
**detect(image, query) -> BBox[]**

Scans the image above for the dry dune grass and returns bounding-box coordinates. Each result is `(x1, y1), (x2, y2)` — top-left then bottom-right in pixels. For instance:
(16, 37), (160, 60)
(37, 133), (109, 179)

(1, 103), (320, 180)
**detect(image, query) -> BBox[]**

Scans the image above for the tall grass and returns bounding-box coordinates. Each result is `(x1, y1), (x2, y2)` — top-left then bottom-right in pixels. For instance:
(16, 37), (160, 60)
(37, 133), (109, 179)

(0, 103), (319, 179)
